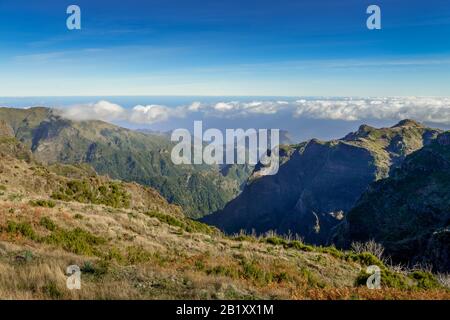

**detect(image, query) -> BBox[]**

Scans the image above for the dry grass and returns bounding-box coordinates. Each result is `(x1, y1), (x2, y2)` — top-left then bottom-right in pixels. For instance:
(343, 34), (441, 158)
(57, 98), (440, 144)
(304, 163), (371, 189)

(0, 154), (449, 300)
(300, 288), (450, 300)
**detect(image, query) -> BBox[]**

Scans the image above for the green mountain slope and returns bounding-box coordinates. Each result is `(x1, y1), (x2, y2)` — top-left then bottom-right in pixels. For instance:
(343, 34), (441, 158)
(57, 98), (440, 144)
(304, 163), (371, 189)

(0, 134), (447, 299)
(0, 107), (239, 218)
(334, 131), (450, 272)
(203, 120), (441, 244)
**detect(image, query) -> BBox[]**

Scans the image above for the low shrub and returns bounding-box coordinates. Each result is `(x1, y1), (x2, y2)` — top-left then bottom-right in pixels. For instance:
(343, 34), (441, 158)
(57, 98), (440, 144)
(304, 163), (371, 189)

(409, 271), (441, 289)
(43, 227), (106, 256)
(355, 268), (409, 289)
(39, 217), (57, 231)
(230, 234), (257, 242)
(241, 259), (269, 284)
(29, 199), (56, 208)
(145, 211), (218, 235)
(103, 247), (125, 264)
(146, 211), (184, 228)
(81, 260), (109, 277)
(345, 252), (385, 268)
(263, 237), (316, 253)
(5, 221), (38, 241)
(288, 240), (315, 252)
(317, 246), (345, 259)
(51, 180), (130, 208)
(300, 267), (326, 288)
(185, 219), (219, 235)
(42, 282), (63, 299)
(126, 245), (152, 264)
(194, 260), (206, 271)
(264, 236), (288, 246)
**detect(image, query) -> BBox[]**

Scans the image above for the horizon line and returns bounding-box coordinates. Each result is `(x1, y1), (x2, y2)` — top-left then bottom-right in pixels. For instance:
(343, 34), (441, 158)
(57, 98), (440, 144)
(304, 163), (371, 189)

(1, 94), (450, 99)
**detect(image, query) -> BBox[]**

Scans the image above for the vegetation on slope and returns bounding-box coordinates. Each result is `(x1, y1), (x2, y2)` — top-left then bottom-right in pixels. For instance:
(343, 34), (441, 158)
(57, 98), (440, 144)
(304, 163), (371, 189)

(203, 120), (441, 244)
(0, 107), (242, 218)
(0, 135), (447, 299)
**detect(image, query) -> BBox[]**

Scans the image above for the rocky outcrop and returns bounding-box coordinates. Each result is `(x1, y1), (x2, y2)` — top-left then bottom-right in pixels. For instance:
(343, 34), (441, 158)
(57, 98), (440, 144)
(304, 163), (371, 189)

(334, 131), (450, 272)
(203, 121), (442, 245)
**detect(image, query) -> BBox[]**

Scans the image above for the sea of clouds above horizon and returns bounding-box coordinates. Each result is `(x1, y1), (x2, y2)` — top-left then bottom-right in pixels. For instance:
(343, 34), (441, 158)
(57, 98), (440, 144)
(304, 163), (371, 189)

(2, 96), (449, 141)
(57, 96), (450, 126)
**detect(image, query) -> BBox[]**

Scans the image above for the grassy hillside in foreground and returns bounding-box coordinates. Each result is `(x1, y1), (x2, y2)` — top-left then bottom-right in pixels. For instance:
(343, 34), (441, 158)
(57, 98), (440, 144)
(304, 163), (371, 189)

(0, 136), (448, 299)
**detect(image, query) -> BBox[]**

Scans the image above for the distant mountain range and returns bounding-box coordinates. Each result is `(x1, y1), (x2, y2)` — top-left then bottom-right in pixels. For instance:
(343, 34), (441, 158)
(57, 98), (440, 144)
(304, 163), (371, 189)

(1, 106), (449, 271)
(202, 120), (442, 241)
(0, 107), (246, 218)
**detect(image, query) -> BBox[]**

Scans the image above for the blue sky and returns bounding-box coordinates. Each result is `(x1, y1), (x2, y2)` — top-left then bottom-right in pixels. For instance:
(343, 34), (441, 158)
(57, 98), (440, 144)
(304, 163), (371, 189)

(0, 0), (450, 96)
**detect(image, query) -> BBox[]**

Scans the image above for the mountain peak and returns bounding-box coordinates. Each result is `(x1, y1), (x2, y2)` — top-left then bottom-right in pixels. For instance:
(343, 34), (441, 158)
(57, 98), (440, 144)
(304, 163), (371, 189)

(342, 124), (375, 140)
(357, 124), (375, 133)
(392, 119), (424, 128)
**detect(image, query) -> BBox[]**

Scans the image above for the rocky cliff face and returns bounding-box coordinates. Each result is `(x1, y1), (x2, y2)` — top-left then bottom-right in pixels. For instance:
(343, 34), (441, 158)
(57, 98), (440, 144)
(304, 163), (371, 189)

(203, 121), (441, 244)
(334, 131), (450, 272)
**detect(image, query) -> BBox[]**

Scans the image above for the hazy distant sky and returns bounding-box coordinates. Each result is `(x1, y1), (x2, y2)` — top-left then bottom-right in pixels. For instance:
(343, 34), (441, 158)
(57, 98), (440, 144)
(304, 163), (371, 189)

(0, 0), (450, 97)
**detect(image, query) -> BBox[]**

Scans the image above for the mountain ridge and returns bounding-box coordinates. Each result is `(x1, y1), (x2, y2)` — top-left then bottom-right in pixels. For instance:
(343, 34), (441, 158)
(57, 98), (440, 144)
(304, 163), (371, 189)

(0, 107), (242, 218)
(0, 134), (447, 298)
(202, 120), (442, 245)
(333, 131), (450, 271)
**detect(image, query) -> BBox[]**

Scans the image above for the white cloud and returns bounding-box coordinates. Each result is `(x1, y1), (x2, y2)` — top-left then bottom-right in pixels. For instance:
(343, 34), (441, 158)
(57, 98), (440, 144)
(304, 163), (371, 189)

(292, 97), (450, 124)
(61, 100), (127, 122)
(129, 105), (172, 124)
(187, 101), (203, 112)
(214, 102), (238, 112)
(203, 101), (288, 118)
(58, 97), (450, 125)
(242, 101), (287, 115)
(61, 101), (180, 124)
